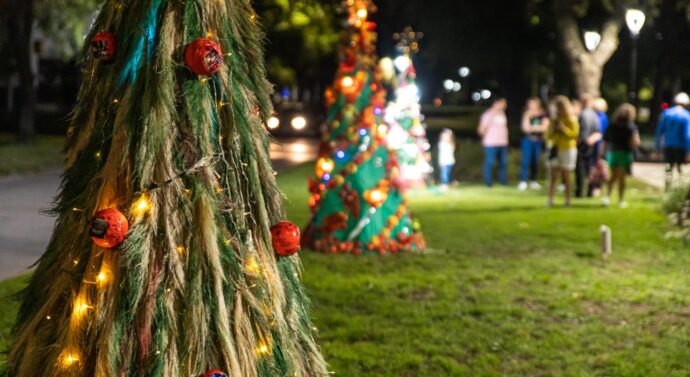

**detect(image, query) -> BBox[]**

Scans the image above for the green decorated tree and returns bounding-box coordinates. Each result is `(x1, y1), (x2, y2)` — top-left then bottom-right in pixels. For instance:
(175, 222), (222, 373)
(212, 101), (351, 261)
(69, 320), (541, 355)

(302, 0), (425, 256)
(384, 26), (432, 189)
(3, 1), (328, 376)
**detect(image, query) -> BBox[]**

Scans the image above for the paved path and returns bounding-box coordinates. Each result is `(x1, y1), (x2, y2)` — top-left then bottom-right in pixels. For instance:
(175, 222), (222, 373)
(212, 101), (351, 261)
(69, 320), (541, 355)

(0, 138), (319, 281)
(632, 162), (666, 189)
(0, 170), (62, 281)
(0, 144), (665, 281)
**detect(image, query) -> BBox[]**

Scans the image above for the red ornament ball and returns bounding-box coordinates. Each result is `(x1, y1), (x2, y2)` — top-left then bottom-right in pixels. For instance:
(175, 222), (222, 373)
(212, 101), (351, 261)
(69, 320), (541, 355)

(270, 222), (301, 257)
(91, 32), (117, 61)
(204, 370), (228, 377)
(185, 38), (223, 76)
(89, 208), (129, 249)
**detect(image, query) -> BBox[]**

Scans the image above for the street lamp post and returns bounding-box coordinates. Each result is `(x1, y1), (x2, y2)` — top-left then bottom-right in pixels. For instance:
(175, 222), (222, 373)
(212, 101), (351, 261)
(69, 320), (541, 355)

(626, 9), (646, 106)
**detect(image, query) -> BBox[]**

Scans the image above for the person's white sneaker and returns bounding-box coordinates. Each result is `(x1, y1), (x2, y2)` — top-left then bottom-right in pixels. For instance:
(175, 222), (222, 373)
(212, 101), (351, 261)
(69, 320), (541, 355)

(619, 201), (629, 209)
(518, 181), (528, 191)
(602, 196), (610, 207)
(558, 183), (565, 193)
(529, 181), (542, 190)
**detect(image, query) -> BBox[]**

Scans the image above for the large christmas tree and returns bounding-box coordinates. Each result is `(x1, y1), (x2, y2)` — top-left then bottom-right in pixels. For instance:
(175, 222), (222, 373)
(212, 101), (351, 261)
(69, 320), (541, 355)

(3, 1), (329, 376)
(302, 0), (425, 256)
(384, 26), (432, 189)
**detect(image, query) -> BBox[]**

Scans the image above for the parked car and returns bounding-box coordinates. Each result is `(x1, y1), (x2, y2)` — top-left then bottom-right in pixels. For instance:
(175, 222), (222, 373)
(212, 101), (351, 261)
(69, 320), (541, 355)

(267, 101), (324, 138)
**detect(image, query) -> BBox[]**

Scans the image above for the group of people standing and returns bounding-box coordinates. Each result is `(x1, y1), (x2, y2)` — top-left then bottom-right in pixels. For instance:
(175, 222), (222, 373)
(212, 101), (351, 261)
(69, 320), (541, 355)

(475, 94), (644, 208)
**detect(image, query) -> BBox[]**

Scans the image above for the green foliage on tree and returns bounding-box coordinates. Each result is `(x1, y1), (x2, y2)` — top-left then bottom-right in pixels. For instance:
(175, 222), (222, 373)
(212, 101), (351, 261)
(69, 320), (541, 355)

(255, 0), (340, 86)
(35, 0), (101, 58)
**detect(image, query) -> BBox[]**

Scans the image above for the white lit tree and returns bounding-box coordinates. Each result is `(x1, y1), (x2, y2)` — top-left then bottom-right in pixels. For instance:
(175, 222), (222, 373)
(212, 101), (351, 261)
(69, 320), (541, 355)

(384, 26), (432, 188)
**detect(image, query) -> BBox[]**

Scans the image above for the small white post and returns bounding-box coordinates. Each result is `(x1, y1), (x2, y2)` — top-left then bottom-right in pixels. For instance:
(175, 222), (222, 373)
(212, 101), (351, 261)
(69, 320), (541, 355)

(600, 225), (612, 257)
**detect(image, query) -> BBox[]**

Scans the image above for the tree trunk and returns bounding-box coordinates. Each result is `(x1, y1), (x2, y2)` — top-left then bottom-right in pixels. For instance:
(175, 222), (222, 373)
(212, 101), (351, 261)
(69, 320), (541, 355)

(8, 0), (36, 143)
(555, 1), (622, 98)
(569, 54), (604, 98)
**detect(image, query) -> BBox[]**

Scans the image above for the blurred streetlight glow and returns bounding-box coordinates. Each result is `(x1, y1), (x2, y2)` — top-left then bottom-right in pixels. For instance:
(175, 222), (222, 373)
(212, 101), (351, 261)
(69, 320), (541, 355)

(443, 79), (454, 92)
(480, 89), (491, 99)
(626, 9), (646, 36)
(452, 82), (462, 92)
(583, 31), (601, 52)
(458, 67), (471, 78)
(471, 92), (481, 102)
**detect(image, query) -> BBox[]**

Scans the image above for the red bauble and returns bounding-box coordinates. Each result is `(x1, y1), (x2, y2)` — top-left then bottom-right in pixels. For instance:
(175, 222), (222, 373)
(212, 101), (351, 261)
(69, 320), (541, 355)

(204, 370), (228, 377)
(91, 32), (117, 61)
(184, 38), (223, 76)
(270, 222), (301, 257)
(89, 208), (129, 249)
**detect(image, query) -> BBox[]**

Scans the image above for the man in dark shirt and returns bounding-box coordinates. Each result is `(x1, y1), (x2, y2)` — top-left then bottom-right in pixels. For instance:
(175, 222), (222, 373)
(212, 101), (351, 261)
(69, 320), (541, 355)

(575, 94), (602, 197)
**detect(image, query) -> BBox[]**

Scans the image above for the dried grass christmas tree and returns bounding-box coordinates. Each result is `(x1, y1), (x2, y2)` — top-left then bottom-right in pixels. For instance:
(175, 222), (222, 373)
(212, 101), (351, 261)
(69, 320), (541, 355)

(3, 1), (329, 376)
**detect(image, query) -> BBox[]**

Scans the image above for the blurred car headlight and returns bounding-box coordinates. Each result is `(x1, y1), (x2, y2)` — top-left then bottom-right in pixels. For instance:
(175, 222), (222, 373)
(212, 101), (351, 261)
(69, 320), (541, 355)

(291, 116), (307, 131)
(267, 116), (280, 130)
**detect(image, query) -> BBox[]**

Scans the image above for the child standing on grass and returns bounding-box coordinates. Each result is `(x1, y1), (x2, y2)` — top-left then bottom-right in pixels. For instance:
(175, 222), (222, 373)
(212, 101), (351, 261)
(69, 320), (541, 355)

(546, 96), (580, 207)
(603, 103), (640, 208)
(438, 128), (456, 192)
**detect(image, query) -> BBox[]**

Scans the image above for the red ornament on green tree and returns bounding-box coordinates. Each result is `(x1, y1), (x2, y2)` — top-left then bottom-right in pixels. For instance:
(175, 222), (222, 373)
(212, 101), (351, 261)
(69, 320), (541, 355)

(89, 208), (128, 249)
(91, 31), (117, 61)
(185, 38), (223, 76)
(204, 369), (228, 377)
(271, 222), (301, 257)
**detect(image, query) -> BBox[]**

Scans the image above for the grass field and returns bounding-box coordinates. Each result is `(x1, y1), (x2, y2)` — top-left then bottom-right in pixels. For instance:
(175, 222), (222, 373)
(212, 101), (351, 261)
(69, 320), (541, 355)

(1, 162), (689, 375)
(280, 165), (690, 376)
(0, 134), (64, 175)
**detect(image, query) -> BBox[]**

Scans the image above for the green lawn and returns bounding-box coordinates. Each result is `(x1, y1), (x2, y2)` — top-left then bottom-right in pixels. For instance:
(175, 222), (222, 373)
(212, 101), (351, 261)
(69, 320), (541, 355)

(2, 164), (689, 376)
(0, 133), (64, 175)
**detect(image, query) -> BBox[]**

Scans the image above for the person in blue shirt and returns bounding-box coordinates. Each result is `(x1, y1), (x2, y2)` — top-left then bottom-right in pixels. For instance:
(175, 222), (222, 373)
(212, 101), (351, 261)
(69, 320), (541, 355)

(656, 92), (690, 189)
(595, 98), (610, 136)
(591, 98), (609, 196)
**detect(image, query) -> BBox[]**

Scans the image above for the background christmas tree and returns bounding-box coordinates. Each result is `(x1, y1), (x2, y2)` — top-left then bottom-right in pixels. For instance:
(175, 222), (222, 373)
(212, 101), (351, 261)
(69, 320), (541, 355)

(302, 0), (425, 256)
(3, 1), (329, 376)
(384, 26), (433, 189)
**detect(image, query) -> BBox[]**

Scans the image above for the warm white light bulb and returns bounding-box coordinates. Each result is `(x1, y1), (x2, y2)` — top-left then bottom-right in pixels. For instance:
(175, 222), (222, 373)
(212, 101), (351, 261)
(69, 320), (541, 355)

(132, 194), (151, 216)
(342, 76), (354, 88)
